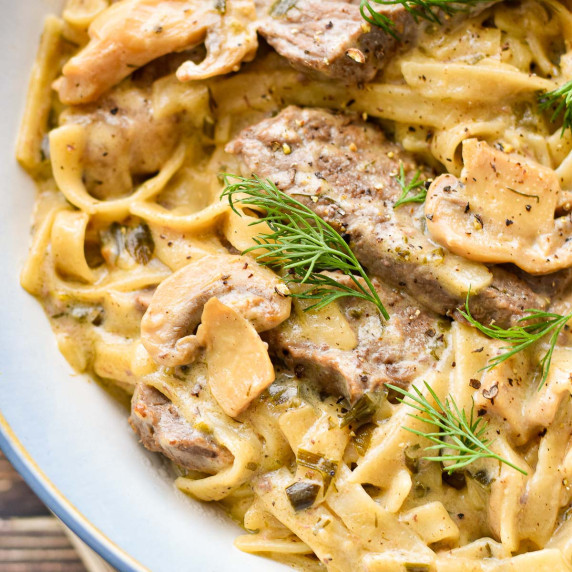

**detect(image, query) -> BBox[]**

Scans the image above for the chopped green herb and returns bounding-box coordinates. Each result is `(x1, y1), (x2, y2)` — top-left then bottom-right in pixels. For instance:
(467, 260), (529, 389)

(404, 444), (421, 473)
(442, 470), (466, 490)
(340, 391), (385, 427)
(286, 481), (321, 511)
(468, 468), (493, 489)
(353, 423), (376, 456)
(413, 482), (430, 497)
(505, 187), (540, 203)
(126, 223), (155, 265)
(297, 449), (338, 491)
(68, 304), (104, 326)
(393, 162), (427, 209)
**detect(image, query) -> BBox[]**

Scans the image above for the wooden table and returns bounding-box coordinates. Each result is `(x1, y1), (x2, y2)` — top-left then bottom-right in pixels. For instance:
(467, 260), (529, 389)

(0, 449), (111, 572)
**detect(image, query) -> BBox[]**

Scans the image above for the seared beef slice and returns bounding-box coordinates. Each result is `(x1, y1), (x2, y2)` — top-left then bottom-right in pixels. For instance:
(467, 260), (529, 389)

(266, 273), (447, 402)
(129, 383), (233, 473)
(258, 0), (413, 83)
(227, 106), (546, 327)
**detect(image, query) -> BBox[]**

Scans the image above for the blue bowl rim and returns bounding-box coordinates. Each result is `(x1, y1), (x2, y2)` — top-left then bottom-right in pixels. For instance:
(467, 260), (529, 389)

(0, 413), (146, 572)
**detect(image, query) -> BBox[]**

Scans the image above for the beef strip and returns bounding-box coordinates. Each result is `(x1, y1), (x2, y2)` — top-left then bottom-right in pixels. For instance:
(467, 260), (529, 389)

(258, 0), (413, 83)
(265, 273), (447, 402)
(129, 383), (233, 474)
(509, 266), (572, 301)
(226, 106), (547, 327)
(511, 266), (572, 322)
(257, 0), (500, 84)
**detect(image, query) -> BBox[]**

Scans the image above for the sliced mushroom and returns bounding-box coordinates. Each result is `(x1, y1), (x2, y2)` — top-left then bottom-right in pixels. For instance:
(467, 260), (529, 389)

(140, 253), (291, 366)
(175, 0), (258, 82)
(425, 139), (572, 275)
(54, 0), (258, 105)
(198, 298), (275, 418)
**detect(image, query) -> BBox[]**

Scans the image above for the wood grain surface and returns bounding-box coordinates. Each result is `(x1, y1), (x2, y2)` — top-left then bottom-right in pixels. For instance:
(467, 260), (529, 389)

(0, 449), (89, 572)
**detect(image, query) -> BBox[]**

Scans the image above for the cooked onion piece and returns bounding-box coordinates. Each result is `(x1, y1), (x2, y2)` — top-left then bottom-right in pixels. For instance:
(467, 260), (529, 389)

(54, 0), (258, 105)
(198, 297), (275, 418)
(425, 138), (571, 274)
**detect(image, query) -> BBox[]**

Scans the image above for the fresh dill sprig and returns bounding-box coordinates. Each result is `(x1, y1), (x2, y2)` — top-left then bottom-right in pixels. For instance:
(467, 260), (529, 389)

(538, 80), (572, 136)
(360, 0), (493, 39)
(393, 162), (427, 209)
(387, 382), (527, 475)
(221, 174), (389, 319)
(360, 0), (402, 38)
(460, 291), (572, 389)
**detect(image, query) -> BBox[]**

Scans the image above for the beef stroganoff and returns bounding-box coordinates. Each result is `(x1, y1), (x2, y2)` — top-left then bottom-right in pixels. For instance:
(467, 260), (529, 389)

(16, 0), (572, 569)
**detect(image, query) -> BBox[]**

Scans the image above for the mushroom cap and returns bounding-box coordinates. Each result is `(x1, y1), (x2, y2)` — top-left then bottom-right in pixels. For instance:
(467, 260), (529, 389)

(55, 0), (258, 105)
(140, 253), (291, 366)
(425, 139), (572, 275)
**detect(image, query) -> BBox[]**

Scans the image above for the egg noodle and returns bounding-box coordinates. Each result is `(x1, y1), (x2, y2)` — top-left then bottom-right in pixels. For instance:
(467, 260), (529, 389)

(16, 0), (572, 569)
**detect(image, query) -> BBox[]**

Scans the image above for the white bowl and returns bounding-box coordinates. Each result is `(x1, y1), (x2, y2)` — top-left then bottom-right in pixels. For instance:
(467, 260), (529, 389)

(0, 3), (284, 570)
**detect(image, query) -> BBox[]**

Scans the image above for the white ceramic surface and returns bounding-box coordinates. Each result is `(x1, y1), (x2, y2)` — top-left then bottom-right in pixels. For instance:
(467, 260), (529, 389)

(0, 3), (285, 570)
